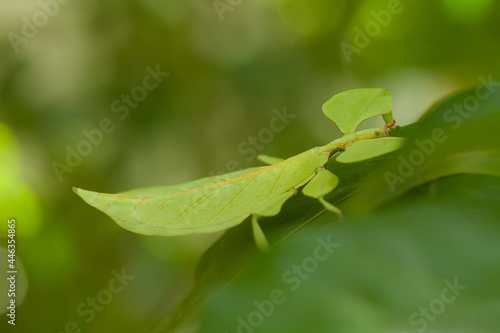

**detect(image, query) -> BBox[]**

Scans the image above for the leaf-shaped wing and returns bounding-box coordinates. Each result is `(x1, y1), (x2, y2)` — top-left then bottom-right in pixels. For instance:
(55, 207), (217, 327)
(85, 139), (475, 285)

(74, 149), (327, 236)
(336, 137), (405, 163)
(322, 88), (392, 134)
(73, 167), (264, 236)
(118, 167), (263, 197)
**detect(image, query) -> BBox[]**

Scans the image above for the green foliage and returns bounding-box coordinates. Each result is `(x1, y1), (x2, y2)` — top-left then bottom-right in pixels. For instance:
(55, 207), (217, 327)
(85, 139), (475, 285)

(2, 1), (500, 332)
(197, 175), (500, 333)
(151, 84), (500, 333)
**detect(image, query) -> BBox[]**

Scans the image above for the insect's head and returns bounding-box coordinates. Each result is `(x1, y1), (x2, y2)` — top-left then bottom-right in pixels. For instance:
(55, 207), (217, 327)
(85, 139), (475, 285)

(374, 129), (390, 138)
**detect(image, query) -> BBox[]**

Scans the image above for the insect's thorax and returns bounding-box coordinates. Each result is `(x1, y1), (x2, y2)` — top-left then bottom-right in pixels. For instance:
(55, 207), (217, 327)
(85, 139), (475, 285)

(332, 128), (387, 149)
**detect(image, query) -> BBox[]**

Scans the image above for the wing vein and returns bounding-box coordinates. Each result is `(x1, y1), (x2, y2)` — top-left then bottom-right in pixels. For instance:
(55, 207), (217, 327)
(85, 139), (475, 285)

(165, 184), (231, 226)
(206, 173), (263, 225)
(271, 164), (288, 195)
(142, 197), (176, 222)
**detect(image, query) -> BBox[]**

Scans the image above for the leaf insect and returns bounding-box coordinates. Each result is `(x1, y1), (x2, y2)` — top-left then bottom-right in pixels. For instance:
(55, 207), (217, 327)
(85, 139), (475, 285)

(74, 88), (405, 251)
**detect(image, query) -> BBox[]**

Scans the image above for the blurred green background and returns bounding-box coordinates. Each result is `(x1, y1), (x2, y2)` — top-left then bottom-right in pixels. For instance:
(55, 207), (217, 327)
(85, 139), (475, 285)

(0, 0), (499, 332)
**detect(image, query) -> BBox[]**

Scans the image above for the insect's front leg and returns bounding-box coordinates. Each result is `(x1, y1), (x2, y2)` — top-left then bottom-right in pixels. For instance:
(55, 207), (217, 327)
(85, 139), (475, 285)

(382, 120), (397, 137)
(374, 120), (397, 137)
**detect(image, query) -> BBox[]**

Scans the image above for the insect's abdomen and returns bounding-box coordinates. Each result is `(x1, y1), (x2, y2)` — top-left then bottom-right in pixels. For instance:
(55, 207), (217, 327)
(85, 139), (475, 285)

(130, 152), (322, 235)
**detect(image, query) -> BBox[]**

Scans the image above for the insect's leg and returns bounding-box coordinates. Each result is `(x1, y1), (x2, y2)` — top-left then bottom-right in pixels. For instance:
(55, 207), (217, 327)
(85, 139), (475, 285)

(258, 154), (285, 165)
(380, 120), (397, 137)
(382, 120), (396, 131)
(250, 191), (296, 252)
(252, 215), (270, 252)
(302, 169), (343, 219)
(302, 169), (339, 198)
(318, 196), (343, 219)
(252, 191), (295, 217)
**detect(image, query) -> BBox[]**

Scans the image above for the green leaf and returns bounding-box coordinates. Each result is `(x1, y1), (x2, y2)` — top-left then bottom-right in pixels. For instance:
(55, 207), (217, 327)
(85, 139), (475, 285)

(322, 88), (392, 134)
(335, 137), (406, 163)
(196, 175), (500, 333)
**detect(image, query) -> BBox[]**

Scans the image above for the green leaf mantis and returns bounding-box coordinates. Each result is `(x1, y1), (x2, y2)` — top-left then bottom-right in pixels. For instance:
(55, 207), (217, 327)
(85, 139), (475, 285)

(74, 88), (405, 251)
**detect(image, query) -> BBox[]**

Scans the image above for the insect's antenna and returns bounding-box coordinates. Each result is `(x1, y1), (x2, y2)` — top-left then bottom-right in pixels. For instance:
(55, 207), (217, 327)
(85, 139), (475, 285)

(382, 120), (396, 131)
